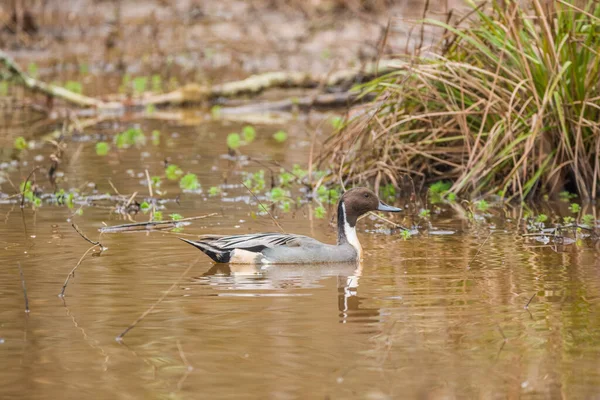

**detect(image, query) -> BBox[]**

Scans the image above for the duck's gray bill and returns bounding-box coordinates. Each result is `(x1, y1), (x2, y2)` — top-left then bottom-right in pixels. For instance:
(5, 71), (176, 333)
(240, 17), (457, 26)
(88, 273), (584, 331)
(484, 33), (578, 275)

(377, 201), (402, 212)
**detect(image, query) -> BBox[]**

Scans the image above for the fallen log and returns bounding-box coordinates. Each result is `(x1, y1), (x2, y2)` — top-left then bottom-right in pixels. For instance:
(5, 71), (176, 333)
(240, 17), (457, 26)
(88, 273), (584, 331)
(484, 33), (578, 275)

(1, 50), (402, 111)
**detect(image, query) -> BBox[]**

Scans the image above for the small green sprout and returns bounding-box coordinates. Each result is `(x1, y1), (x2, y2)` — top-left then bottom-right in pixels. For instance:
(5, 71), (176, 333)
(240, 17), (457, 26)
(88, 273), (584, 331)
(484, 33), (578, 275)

(151, 74), (162, 92)
(0, 81), (9, 96)
(95, 142), (110, 156)
(170, 213), (183, 221)
(210, 105), (222, 118)
(569, 203), (581, 214)
(132, 76), (148, 94)
(227, 133), (241, 150)
(270, 187), (286, 202)
(208, 186), (221, 196)
(165, 164), (183, 180)
(475, 200), (489, 212)
(14, 136), (28, 150)
(419, 209), (431, 218)
(65, 81), (83, 94)
(563, 216), (575, 224)
(582, 214), (595, 226)
(400, 230), (411, 240)
(151, 176), (162, 188)
(273, 130), (288, 143)
(145, 103), (156, 114)
(330, 116), (344, 130)
(153, 211), (163, 221)
(242, 126), (256, 143)
(314, 205), (326, 219)
(27, 62), (38, 78)
(535, 214), (548, 223)
(140, 201), (150, 212)
(151, 130), (161, 145)
(179, 173), (200, 191)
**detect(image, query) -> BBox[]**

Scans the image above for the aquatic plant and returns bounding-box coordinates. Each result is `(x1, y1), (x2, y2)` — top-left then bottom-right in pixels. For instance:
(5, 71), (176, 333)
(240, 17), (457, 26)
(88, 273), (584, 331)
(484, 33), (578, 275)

(151, 130), (161, 145)
(169, 213), (183, 221)
(242, 125), (256, 143)
(14, 136), (27, 150)
(65, 81), (82, 94)
(273, 130), (288, 143)
(95, 142), (110, 156)
(165, 164), (183, 180)
(115, 127), (146, 148)
(132, 76), (148, 94)
(322, 0), (600, 200)
(227, 133), (242, 150)
(208, 186), (221, 196)
(179, 173), (200, 191)
(314, 205), (326, 219)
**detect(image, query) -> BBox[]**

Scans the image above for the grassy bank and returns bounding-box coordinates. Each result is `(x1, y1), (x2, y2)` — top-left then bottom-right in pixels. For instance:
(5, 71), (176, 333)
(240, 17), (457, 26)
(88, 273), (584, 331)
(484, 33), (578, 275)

(321, 0), (600, 201)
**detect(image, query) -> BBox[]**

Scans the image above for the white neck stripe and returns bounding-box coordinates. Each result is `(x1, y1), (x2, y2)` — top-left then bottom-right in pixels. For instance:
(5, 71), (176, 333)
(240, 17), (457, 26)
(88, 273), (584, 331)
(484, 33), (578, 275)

(342, 203), (362, 259)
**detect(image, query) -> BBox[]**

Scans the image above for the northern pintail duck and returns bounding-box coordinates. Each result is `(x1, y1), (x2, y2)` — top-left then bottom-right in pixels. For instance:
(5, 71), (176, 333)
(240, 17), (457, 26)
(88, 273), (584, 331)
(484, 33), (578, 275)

(180, 187), (401, 264)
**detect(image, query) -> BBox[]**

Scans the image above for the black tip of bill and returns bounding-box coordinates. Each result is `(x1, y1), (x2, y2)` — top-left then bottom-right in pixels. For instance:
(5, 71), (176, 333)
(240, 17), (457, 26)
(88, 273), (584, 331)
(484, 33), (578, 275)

(377, 201), (402, 212)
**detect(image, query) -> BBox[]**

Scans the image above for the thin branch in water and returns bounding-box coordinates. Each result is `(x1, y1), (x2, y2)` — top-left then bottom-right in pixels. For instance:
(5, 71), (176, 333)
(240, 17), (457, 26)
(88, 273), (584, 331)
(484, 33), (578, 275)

(466, 231), (493, 269)
(60, 224), (106, 297)
(59, 245), (98, 297)
(72, 223), (105, 250)
(116, 257), (200, 342)
(366, 211), (409, 231)
(99, 214), (217, 233)
(20, 166), (40, 208)
(241, 182), (285, 233)
(17, 262), (30, 313)
(524, 292), (537, 309)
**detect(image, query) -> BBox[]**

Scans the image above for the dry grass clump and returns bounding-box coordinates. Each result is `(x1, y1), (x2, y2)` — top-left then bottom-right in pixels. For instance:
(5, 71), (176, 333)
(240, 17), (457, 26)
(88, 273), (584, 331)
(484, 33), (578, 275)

(320, 0), (600, 200)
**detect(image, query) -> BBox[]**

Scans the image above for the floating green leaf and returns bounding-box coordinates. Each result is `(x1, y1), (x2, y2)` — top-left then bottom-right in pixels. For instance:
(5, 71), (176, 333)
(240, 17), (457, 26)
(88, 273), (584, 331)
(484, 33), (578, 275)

(273, 130), (288, 143)
(242, 126), (256, 143)
(65, 81), (83, 94)
(314, 205), (326, 219)
(208, 186), (221, 196)
(165, 164), (183, 180)
(179, 173), (200, 191)
(227, 133), (241, 150)
(95, 142), (110, 156)
(14, 136), (28, 150)
(170, 213), (183, 221)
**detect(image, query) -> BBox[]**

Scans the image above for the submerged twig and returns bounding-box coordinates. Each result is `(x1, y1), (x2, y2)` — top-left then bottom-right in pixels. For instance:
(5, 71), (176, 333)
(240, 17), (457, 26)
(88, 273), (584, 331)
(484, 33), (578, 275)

(72, 223), (105, 250)
(466, 231), (493, 269)
(242, 183), (285, 233)
(366, 211), (409, 231)
(99, 214), (217, 233)
(20, 166), (40, 208)
(60, 224), (105, 297)
(17, 262), (30, 313)
(116, 257), (200, 342)
(524, 292), (537, 309)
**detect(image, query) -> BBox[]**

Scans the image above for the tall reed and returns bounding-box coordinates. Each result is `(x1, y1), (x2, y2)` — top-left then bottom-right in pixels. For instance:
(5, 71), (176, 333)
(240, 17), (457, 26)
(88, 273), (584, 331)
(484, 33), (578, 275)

(320, 0), (600, 200)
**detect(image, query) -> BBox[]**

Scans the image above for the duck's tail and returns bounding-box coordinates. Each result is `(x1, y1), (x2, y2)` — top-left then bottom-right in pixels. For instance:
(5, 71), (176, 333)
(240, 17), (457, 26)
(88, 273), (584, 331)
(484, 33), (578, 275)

(179, 238), (232, 263)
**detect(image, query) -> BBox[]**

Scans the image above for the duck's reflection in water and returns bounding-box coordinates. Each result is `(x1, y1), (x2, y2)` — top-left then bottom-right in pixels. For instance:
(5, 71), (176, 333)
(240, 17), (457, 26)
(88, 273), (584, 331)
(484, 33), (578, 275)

(194, 262), (376, 322)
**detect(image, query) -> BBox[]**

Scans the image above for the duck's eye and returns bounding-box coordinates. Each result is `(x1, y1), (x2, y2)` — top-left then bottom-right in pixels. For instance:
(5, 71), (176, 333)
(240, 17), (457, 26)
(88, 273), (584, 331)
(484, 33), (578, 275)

(364, 193), (369, 198)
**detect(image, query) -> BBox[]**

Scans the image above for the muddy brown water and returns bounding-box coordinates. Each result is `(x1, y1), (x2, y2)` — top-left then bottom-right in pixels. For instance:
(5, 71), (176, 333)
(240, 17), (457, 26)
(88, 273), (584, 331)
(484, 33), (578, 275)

(1, 115), (600, 399)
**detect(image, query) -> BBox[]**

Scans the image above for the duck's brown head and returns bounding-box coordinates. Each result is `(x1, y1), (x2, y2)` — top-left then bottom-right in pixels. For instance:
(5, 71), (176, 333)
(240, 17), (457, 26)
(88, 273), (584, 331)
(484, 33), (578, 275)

(339, 187), (402, 227)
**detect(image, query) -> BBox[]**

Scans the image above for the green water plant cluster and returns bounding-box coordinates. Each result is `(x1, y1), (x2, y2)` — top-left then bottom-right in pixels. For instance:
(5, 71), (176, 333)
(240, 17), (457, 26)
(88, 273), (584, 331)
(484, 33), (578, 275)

(227, 125), (258, 150)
